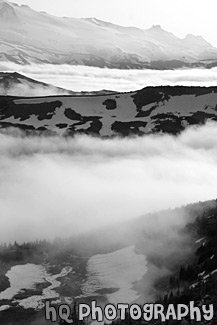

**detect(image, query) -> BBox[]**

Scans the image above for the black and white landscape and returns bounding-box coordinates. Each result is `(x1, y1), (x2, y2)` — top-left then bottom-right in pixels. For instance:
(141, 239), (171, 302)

(1, 0), (217, 69)
(0, 0), (217, 324)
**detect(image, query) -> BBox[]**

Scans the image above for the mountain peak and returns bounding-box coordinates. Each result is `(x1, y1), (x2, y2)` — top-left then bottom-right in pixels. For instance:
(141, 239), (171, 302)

(147, 24), (173, 35)
(146, 24), (177, 39)
(184, 34), (211, 46)
(148, 25), (166, 33)
(85, 17), (107, 26)
(0, 0), (17, 21)
(150, 24), (162, 30)
(185, 33), (203, 40)
(0, 1), (217, 67)
(87, 17), (100, 23)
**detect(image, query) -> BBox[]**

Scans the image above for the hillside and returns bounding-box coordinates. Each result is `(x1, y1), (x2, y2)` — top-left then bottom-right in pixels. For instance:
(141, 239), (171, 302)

(0, 72), (74, 96)
(1, 0), (217, 69)
(108, 203), (217, 325)
(0, 72), (116, 97)
(1, 86), (217, 136)
(0, 200), (217, 325)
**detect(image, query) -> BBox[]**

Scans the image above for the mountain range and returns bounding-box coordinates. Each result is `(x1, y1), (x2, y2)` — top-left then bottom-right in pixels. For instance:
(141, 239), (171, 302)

(1, 0), (217, 69)
(1, 85), (217, 136)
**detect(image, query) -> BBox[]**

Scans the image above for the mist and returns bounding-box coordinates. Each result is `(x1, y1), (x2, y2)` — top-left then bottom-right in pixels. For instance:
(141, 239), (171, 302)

(0, 122), (217, 245)
(1, 62), (217, 92)
(0, 83), (72, 97)
(0, 84), (72, 97)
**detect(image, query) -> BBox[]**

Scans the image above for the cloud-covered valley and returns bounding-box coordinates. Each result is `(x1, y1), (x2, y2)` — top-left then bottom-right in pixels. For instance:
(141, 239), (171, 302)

(1, 62), (217, 92)
(0, 122), (217, 244)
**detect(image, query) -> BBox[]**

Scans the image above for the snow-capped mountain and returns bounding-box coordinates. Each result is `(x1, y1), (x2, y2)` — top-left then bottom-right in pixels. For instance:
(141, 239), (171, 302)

(1, 0), (217, 69)
(1, 86), (217, 136)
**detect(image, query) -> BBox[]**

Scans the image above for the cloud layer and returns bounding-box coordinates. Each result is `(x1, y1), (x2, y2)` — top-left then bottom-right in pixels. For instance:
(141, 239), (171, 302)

(1, 62), (217, 92)
(0, 83), (72, 97)
(0, 122), (217, 244)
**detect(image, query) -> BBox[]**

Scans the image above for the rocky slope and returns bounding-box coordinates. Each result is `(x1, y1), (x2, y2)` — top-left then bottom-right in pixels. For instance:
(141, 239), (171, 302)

(109, 201), (217, 325)
(1, 86), (217, 136)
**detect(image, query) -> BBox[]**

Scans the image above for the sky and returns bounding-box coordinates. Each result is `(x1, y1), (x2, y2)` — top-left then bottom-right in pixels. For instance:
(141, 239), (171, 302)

(9, 0), (217, 47)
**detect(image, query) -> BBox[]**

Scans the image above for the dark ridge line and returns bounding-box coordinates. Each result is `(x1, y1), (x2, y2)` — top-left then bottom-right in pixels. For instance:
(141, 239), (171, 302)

(1, 85), (217, 100)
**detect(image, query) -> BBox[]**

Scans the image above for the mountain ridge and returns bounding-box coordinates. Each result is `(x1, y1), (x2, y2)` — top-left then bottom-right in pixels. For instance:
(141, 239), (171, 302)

(0, 72), (116, 97)
(1, 85), (217, 137)
(1, 0), (217, 69)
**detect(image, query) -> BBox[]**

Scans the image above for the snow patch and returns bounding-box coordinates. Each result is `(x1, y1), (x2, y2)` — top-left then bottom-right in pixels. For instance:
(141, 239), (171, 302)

(0, 305), (10, 311)
(79, 246), (147, 304)
(195, 237), (205, 244)
(0, 264), (72, 311)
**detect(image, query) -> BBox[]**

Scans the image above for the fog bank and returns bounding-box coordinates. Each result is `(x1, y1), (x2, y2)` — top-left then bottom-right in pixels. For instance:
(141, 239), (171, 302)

(1, 62), (217, 92)
(0, 84), (72, 97)
(0, 122), (217, 243)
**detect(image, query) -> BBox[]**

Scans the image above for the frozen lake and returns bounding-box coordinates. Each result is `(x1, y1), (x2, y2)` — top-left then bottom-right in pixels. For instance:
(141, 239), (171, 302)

(0, 264), (72, 310)
(0, 247), (147, 311)
(80, 246), (147, 304)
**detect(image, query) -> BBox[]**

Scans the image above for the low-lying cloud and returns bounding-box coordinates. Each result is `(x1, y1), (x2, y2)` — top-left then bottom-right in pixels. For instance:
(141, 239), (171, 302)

(0, 84), (72, 97)
(0, 82), (72, 97)
(1, 62), (217, 92)
(0, 122), (217, 244)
